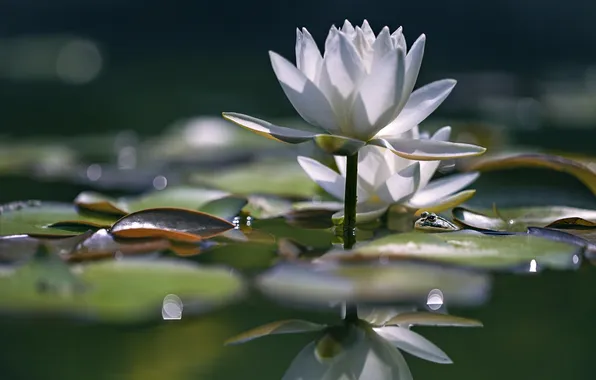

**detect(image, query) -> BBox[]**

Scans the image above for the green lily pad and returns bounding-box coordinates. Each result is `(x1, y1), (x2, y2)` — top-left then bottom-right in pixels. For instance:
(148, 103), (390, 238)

(0, 234), (86, 264)
(225, 319), (326, 345)
(75, 187), (235, 217)
(321, 230), (582, 270)
(0, 201), (116, 237)
(110, 208), (234, 243)
(452, 206), (596, 232)
(257, 261), (490, 307)
(0, 256), (245, 322)
(467, 153), (596, 196)
(243, 195), (295, 219)
(191, 159), (319, 197)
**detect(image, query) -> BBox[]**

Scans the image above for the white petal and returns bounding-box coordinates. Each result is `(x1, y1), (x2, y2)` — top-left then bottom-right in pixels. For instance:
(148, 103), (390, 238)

(374, 326), (453, 364)
(222, 112), (318, 143)
(357, 145), (394, 190)
(351, 47), (406, 139)
(368, 330), (414, 380)
(402, 34), (425, 102)
(376, 79), (457, 137)
(371, 27), (392, 67)
(407, 189), (476, 213)
(376, 162), (421, 204)
(295, 28), (324, 83)
(354, 27), (374, 71)
(390, 27), (406, 52)
(282, 341), (333, 380)
(297, 156), (346, 200)
(409, 172), (480, 206)
(270, 51), (339, 133)
(324, 31), (366, 99)
(418, 126), (452, 188)
(341, 19), (355, 37)
(334, 156), (347, 177)
(369, 137), (487, 160)
(360, 20), (376, 44)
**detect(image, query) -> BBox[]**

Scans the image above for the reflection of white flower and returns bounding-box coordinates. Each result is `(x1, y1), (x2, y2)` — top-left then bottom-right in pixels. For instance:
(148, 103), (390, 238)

(283, 323), (414, 380)
(223, 20), (485, 158)
(297, 126), (480, 220)
(225, 309), (482, 380)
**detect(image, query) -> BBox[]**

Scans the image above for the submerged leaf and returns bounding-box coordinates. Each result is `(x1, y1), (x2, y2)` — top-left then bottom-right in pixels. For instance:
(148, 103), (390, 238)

(225, 319), (326, 345)
(75, 187), (234, 217)
(0, 259), (244, 322)
(110, 208), (234, 242)
(321, 231), (582, 270)
(257, 262), (490, 307)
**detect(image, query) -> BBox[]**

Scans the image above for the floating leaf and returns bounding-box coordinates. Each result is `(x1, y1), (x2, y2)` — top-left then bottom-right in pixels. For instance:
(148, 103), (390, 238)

(383, 312), (483, 327)
(75, 187), (233, 216)
(0, 259), (245, 322)
(257, 262), (490, 308)
(192, 159), (319, 197)
(545, 217), (596, 228)
(73, 192), (128, 215)
(453, 206), (596, 232)
(0, 234), (84, 264)
(65, 229), (172, 262)
(199, 196), (248, 221)
(321, 231), (582, 270)
(22, 244), (88, 295)
(110, 208), (234, 243)
(225, 319), (326, 345)
(0, 201), (115, 237)
(467, 153), (596, 196)
(243, 195), (294, 219)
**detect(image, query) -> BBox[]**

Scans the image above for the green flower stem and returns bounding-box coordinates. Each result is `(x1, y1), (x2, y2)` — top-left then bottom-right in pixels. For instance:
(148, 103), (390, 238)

(343, 152), (358, 323)
(343, 152), (358, 249)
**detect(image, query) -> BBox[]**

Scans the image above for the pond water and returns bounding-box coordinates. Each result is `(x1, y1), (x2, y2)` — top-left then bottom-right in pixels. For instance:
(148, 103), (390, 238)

(1, 137), (596, 380)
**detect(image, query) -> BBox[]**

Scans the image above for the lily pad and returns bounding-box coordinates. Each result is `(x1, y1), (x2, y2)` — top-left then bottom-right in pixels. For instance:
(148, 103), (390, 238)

(0, 201), (115, 237)
(256, 261), (490, 308)
(110, 208), (234, 243)
(192, 159), (319, 197)
(0, 257), (245, 322)
(65, 229), (172, 262)
(467, 153), (596, 196)
(225, 319), (326, 345)
(452, 206), (596, 232)
(75, 187), (235, 217)
(321, 230), (582, 271)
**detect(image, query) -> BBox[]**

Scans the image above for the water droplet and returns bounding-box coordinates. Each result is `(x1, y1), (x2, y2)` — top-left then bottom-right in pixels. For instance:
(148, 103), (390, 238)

(427, 289), (444, 310)
(572, 255), (580, 265)
(152, 175), (168, 190)
(86, 164), (102, 181)
(162, 294), (183, 320)
(529, 259), (537, 273)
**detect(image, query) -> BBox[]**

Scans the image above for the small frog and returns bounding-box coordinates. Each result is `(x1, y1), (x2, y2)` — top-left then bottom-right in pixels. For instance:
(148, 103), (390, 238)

(414, 211), (460, 232)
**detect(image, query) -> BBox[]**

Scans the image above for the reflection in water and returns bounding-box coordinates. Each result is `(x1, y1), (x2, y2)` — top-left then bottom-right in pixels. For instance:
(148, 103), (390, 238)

(226, 306), (483, 379)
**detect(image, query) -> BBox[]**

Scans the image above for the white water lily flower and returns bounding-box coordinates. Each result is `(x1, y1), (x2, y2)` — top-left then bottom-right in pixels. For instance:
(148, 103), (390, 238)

(298, 126), (480, 221)
(223, 19), (486, 158)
